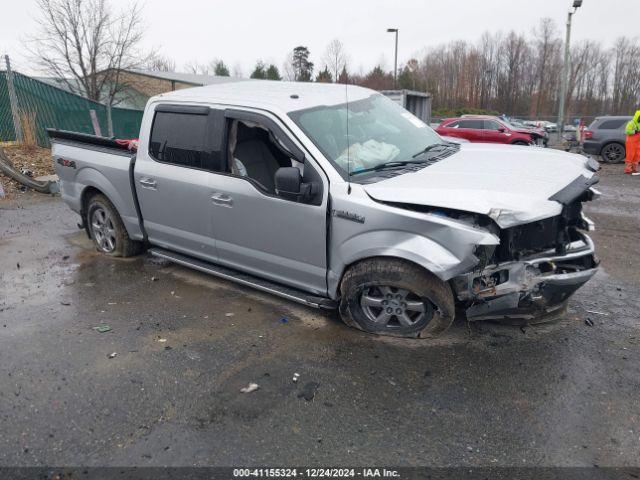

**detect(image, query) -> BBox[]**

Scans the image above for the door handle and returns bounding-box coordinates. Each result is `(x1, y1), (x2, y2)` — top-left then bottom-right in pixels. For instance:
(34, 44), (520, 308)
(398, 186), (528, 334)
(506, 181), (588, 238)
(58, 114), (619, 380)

(139, 177), (157, 189)
(211, 192), (233, 207)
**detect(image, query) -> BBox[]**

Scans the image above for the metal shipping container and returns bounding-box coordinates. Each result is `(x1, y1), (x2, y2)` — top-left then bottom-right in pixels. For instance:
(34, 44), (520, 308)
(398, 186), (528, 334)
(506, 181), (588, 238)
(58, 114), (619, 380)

(381, 89), (432, 124)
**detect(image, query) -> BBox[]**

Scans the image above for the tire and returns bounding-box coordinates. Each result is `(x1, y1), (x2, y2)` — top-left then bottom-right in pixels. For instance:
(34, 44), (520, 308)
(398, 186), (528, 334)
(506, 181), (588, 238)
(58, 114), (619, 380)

(512, 140), (529, 146)
(600, 142), (625, 164)
(86, 193), (143, 257)
(338, 258), (455, 338)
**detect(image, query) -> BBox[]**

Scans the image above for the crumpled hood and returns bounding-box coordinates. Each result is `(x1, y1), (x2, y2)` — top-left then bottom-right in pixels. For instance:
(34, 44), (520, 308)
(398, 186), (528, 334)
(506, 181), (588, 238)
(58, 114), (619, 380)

(363, 143), (596, 228)
(513, 127), (545, 137)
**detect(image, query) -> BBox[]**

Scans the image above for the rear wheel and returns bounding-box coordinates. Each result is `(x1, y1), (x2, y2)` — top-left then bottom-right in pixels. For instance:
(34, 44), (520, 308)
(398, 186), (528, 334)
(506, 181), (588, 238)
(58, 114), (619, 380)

(339, 258), (455, 338)
(86, 194), (143, 257)
(600, 142), (625, 164)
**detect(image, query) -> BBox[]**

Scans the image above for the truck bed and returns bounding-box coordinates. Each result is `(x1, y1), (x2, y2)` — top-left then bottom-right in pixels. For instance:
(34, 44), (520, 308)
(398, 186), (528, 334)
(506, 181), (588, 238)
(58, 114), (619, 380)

(48, 129), (144, 241)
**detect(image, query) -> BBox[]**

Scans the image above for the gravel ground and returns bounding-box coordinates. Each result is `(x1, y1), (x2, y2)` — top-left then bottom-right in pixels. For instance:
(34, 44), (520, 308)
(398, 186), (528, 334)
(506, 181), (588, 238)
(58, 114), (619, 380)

(0, 163), (638, 468)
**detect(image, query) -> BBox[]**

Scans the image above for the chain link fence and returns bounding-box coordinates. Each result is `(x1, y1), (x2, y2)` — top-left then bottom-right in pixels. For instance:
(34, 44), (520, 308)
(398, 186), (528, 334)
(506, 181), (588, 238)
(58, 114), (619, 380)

(0, 70), (143, 147)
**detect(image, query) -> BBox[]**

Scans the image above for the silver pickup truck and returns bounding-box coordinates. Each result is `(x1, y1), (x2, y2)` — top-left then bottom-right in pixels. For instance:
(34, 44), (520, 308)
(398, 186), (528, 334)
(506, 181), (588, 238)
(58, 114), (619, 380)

(50, 81), (600, 338)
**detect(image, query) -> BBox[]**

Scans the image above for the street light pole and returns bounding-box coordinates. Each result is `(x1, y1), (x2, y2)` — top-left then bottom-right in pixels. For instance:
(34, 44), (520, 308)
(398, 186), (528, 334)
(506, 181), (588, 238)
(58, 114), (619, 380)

(387, 28), (398, 88)
(557, 0), (582, 142)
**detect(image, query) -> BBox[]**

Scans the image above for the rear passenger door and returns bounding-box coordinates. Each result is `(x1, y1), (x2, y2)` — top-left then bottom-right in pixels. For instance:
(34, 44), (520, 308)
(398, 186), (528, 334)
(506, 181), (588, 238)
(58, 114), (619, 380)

(454, 120), (484, 142)
(135, 104), (225, 262)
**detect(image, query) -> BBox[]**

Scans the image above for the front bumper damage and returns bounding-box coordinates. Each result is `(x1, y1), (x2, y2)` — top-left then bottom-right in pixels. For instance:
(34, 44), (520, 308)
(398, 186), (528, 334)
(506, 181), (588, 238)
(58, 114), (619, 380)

(452, 233), (598, 321)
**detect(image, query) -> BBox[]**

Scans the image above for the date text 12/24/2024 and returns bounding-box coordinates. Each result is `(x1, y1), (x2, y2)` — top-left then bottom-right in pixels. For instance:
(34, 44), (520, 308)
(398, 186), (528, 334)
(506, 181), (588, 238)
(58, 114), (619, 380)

(233, 468), (400, 478)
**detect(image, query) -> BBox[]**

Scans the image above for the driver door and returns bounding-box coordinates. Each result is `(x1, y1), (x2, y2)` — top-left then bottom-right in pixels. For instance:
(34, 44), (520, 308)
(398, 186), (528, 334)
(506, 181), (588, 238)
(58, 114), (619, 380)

(482, 119), (511, 143)
(208, 109), (329, 295)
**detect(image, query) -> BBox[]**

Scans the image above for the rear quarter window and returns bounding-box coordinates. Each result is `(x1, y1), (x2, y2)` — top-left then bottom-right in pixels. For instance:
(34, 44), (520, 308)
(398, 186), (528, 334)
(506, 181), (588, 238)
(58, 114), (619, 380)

(597, 119), (628, 130)
(458, 120), (483, 129)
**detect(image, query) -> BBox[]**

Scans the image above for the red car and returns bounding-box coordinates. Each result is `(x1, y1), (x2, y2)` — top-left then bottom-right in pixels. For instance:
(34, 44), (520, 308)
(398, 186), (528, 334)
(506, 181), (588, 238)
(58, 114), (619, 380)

(436, 116), (541, 146)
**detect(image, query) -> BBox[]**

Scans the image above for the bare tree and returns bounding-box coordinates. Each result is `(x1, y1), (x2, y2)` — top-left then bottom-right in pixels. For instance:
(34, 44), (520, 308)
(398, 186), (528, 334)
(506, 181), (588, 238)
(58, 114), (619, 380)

(322, 39), (347, 83)
(232, 62), (244, 78)
(282, 53), (296, 81)
(27, 0), (146, 135)
(531, 18), (560, 117)
(184, 61), (209, 75)
(184, 58), (229, 76)
(146, 54), (176, 72)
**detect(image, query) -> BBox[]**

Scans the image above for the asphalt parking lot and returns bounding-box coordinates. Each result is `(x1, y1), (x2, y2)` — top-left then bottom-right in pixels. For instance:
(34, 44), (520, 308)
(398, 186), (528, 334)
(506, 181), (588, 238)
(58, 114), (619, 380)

(0, 164), (639, 467)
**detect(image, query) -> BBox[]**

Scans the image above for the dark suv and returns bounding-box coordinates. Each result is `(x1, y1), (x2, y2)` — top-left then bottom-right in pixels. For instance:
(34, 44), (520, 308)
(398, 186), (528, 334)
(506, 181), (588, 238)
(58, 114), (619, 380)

(583, 116), (631, 163)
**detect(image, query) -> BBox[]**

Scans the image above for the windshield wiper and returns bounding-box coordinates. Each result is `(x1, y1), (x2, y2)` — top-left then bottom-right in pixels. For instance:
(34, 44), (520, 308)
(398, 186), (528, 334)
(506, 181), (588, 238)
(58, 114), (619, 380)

(349, 160), (425, 176)
(412, 142), (454, 158)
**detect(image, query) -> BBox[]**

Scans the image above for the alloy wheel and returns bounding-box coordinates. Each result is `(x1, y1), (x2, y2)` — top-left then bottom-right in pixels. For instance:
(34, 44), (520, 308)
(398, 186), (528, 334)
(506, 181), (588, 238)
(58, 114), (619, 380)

(602, 143), (624, 163)
(90, 207), (117, 253)
(359, 285), (434, 329)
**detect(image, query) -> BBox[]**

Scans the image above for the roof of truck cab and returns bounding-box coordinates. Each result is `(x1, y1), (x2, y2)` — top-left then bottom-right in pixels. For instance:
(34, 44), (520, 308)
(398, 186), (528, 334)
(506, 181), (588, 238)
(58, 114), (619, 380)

(152, 80), (375, 113)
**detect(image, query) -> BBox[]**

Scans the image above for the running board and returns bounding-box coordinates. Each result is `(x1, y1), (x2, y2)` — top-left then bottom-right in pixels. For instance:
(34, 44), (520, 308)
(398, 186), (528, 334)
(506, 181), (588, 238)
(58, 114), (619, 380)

(149, 248), (337, 310)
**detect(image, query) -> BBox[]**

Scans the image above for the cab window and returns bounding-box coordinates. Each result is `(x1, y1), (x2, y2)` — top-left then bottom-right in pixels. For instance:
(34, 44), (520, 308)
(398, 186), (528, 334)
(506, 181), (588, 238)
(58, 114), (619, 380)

(149, 108), (224, 172)
(226, 119), (301, 194)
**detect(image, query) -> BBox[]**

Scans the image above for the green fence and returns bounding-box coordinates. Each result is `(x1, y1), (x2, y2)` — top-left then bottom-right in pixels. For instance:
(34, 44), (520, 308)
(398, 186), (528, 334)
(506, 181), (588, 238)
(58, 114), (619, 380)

(0, 71), (143, 147)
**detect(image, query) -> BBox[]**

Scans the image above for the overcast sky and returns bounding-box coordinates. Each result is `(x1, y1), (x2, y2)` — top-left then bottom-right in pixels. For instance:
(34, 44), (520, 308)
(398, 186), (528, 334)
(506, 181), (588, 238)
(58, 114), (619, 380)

(1, 0), (638, 76)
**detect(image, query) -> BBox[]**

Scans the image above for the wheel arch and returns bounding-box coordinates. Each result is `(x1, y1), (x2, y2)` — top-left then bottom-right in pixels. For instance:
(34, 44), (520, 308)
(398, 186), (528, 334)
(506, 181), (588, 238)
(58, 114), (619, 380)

(76, 167), (141, 239)
(327, 231), (478, 300)
(336, 255), (457, 338)
(79, 186), (105, 237)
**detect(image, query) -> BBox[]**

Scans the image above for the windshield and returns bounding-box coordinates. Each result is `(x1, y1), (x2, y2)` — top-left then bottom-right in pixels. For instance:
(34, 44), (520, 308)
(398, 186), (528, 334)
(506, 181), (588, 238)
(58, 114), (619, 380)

(288, 94), (444, 177)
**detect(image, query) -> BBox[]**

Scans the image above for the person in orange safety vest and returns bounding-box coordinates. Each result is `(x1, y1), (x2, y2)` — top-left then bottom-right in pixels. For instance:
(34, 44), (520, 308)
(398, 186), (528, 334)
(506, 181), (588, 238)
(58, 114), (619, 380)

(624, 110), (640, 174)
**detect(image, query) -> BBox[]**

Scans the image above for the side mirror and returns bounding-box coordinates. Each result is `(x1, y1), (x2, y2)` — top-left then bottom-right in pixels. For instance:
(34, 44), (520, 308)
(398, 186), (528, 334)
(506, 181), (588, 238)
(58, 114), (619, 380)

(275, 167), (302, 200)
(498, 127), (506, 133)
(275, 167), (319, 202)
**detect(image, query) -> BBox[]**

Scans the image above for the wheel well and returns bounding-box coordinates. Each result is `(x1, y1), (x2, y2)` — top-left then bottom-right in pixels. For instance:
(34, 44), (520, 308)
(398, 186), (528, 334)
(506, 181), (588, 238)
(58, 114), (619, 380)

(80, 186), (104, 236)
(601, 141), (625, 151)
(337, 255), (435, 295)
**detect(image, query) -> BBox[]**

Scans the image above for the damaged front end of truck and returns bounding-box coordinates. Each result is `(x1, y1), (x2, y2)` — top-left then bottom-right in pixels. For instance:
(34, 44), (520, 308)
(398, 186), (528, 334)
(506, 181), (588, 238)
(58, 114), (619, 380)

(450, 176), (600, 321)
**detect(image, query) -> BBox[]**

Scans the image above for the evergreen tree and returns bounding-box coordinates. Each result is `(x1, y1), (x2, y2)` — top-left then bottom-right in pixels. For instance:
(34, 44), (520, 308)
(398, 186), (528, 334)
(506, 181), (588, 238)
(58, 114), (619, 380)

(214, 60), (230, 76)
(337, 66), (349, 84)
(292, 46), (314, 82)
(316, 66), (333, 83)
(250, 61), (267, 79)
(265, 64), (282, 80)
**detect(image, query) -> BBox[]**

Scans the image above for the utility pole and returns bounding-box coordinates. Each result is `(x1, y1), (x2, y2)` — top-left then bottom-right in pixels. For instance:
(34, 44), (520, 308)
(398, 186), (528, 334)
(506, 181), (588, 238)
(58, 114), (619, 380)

(557, 0), (583, 142)
(4, 55), (23, 143)
(387, 28), (399, 88)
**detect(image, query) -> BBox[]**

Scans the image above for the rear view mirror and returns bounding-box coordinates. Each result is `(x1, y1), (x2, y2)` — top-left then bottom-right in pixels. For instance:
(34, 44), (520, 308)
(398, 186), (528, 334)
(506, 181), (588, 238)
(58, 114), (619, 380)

(498, 127), (506, 133)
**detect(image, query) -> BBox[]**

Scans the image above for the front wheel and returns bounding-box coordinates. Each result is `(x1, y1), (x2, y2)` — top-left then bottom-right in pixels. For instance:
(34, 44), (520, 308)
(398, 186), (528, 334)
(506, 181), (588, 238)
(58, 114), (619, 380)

(339, 258), (455, 338)
(512, 140), (530, 146)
